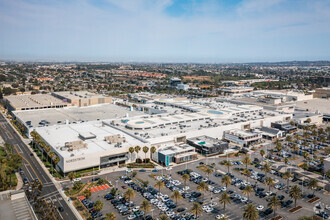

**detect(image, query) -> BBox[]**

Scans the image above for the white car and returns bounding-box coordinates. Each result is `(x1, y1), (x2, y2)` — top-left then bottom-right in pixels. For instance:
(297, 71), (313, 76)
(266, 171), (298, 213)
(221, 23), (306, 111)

(127, 215), (136, 220)
(241, 197), (247, 203)
(216, 214), (225, 219)
(205, 207), (214, 213)
(209, 202), (218, 207)
(166, 167), (173, 171)
(183, 186), (190, 191)
(132, 206), (140, 212)
(274, 179), (279, 183)
(221, 187), (227, 191)
(127, 169), (133, 173)
(257, 205), (264, 211)
(73, 178), (81, 182)
(202, 205), (209, 211)
(213, 189), (221, 194)
(266, 191), (272, 196)
(209, 185), (215, 191)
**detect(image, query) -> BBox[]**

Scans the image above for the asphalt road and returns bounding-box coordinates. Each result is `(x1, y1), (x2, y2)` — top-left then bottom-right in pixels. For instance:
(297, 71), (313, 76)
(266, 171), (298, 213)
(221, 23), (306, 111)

(0, 112), (77, 220)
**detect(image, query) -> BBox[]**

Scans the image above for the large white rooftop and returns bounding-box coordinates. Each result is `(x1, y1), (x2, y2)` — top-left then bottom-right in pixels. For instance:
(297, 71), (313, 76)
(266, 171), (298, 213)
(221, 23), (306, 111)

(35, 121), (145, 159)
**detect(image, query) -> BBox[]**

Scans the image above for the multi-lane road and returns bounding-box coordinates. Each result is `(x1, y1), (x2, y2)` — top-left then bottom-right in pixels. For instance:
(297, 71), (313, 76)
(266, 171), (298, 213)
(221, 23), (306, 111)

(0, 112), (77, 220)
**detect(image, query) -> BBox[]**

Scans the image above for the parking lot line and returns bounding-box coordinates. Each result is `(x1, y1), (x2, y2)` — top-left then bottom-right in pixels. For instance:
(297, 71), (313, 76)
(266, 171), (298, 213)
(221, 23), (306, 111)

(104, 184), (110, 189)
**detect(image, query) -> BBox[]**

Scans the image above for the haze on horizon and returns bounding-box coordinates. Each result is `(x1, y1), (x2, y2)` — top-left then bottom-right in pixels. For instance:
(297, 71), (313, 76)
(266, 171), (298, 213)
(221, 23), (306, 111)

(0, 0), (330, 63)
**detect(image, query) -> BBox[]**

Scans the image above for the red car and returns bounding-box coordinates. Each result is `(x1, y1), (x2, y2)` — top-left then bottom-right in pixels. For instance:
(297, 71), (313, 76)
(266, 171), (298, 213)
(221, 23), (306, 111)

(121, 185), (127, 189)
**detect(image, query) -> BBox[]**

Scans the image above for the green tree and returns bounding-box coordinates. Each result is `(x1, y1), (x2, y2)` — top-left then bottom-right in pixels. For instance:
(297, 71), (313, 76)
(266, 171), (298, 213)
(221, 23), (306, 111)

(154, 180), (165, 193)
(159, 214), (169, 220)
(221, 160), (232, 174)
(94, 200), (104, 211)
(243, 204), (258, 220)
(171, 190), (183, 204)
(265, 177), (275, 192)
(124, 188), (135, 203)
(262, 162), (271, 178)
(140, 200), (151, 216)
(242, 156), (251, 169)
(204, 167), (213, 179)
(191, 202), (203, 218)
(142, 146), (149, 161)
(267, 195), (280, 217)
(182, 174), (189, 187)
(289, 185), (302, 207)
(134, 146), (141, 157)
(307, 179), (318, 196)
(82, 189), (91, 199)
(221, 175), (232, 189)
(129, 147), (135, 162)
(283, 171), (293, 189)
(219, 192), (231, 211)
(242, 185), (253, 200)
(68, 172), (75, 181)
(197, 181), (209, 196)
(150, 146), (156, 159)
(260, 149), (265, 159)
(105, 212), (116, 220)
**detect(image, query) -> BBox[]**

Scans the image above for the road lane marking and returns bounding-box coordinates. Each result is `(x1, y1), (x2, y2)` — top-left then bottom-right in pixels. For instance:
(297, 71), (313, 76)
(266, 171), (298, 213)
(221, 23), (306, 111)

(24, 164), (35, 180)
(12, 144), (43, 184)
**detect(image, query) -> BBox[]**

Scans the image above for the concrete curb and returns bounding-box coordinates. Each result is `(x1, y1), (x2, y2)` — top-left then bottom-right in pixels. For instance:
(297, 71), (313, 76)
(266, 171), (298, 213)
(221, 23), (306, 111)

(2, 112), (83, 220)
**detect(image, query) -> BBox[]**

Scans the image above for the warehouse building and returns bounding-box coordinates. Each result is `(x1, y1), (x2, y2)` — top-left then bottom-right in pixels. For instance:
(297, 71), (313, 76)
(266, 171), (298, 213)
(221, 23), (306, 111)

(4, 94), (68, 111)
(52, 91), (112, 107)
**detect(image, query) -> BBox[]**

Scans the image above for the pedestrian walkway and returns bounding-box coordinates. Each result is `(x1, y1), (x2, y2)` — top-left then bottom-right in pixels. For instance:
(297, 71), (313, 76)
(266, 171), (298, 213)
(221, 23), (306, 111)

(89, 184), (110, 193)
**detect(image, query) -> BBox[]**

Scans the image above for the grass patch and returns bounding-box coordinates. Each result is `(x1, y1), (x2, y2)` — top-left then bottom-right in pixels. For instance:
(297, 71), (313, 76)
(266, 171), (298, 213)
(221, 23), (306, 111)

(197, 165), (208, 172)
(64, 184), (86, 196)
(127, 162), (155, 168)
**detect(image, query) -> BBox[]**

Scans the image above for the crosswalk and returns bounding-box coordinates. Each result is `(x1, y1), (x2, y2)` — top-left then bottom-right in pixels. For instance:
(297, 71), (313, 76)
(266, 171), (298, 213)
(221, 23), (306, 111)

(11, 198), (33, 220)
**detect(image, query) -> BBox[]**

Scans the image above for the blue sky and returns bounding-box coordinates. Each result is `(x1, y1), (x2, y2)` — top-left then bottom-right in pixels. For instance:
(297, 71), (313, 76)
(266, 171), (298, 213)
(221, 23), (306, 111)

(0, 0), (330, 62)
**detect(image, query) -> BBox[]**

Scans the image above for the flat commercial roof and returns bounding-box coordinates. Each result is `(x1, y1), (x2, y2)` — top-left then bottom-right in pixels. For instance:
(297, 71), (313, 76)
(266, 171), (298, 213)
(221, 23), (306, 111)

(35, 121), (145, 158)
(52, 91), (110, 100)
(295, 98), (330, 114)
(13, 103), (145, 128)
(5, 94), (66, 109)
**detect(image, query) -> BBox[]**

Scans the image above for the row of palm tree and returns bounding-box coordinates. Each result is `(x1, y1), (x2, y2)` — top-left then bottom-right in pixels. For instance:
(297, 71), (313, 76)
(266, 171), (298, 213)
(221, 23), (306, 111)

(128, 146), (157, 162)
(30, 131), (60, 171)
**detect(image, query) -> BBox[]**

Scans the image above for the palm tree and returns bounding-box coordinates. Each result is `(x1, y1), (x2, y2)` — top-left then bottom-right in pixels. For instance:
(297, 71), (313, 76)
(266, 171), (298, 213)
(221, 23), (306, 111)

(204, 167), (213, 179)
(221, 160), (232, 174)
(140, 200), (151, 216)
(129, 147), (135, 162)
(190, 202), (203, 218)
(182, 174), (189, 187)
(260, 149), (265, 160)
(242, 156), (251, 169)
(285, 135), (292, 143)
(243, 204), (258, 220)
(283, 171), (293, 189)
(302, 152), (309, 161)
(154, 180), (165, 193)
(94, 200), (104, 212)
(159, 215), (169, 220)
(221, 175), (232, 189)
(242, 169), (251, 182)
(82, 189), (92, 199)
(68, 172), (75, 181)
(289, 185), (302, 207)
(142, 146), (149, 161)
(53, 156), (60, 169)
(275, 143), (282, 152)
(105, 212), (116, 220)
(124, 188), (135, 203)
(268, 196), (280, 217)
(219, 192), (231, 211)
(171, 190), (182, 204)
(284, 158), (289, 165)
(265, 177), (275, 192)
(150, 146), (156, 160)
(262, 162), (271, 178)
(242, 185), (253, 200)
(307, 179), (318, 196)
(197, 181), (209, 199)
(135, 146), (141, 159)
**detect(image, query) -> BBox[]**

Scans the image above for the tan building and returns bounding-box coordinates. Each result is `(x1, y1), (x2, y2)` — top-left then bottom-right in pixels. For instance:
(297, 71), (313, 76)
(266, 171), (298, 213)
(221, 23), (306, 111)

(313, 87), (330, 99)
(4, 94), (68, 111)
(52, 91), (112, 107)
